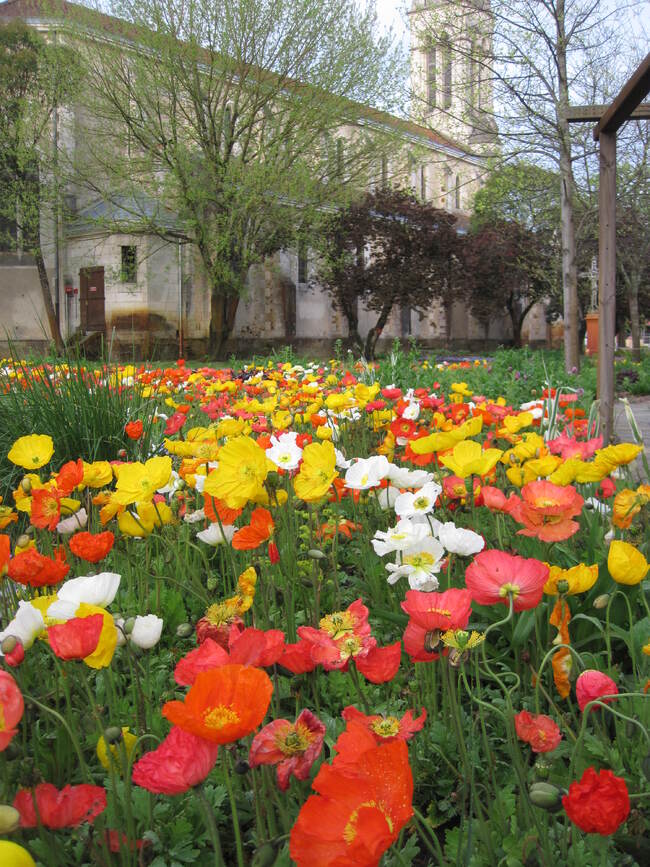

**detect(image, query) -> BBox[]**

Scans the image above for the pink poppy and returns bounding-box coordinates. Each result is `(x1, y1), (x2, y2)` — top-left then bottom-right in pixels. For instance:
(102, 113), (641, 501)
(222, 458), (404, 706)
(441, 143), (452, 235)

(465, 550), (548, 612)
(249, 709), (325, 790)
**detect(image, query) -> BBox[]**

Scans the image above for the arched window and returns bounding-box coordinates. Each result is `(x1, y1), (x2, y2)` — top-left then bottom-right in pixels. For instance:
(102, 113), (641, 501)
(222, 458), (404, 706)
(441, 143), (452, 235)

(426, 47), (437, 107)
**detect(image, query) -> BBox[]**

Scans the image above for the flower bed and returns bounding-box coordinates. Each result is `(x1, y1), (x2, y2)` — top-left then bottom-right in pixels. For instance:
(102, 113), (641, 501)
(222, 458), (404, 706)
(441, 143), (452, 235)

(0, 356), (648, 866)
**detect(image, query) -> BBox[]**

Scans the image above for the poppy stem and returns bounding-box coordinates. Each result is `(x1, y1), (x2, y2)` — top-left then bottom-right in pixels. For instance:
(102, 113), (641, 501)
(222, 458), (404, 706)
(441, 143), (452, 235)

(348, 661), (371, 714)
(223, 751), (246, 867)
(194, 784), (225, 867)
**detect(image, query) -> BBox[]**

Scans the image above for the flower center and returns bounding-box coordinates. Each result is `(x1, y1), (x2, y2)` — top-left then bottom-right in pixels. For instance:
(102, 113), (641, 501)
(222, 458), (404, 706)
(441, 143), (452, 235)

(340, 636), (363, 659)
(203, 705), (239, 730)
(320, 611), (355, 640)
(343, 801), (394, 845)
(413, 496), (430, 510)
(370, 716), (400, 738)
(404, 552), (436, 569)
(498, 582), (520, 598)
(279, 723), (313, 756)
(0, 706), (5, 730)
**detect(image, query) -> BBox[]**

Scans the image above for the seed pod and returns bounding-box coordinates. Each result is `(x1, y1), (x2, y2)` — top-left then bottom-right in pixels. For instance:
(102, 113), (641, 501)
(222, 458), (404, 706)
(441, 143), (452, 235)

(307, 549), (327, 560)
(251, 844), (277, 867)
(0, 805), (20, 834)
(103, 727), (124, 745)
(1, 635), (18, 654)
(593, 594), (610, 610)
(20, 477), (32, 494)
(16, 534), (31, 549)
(176, 623), (194, 638)
(529, 782), (563, 811)
(234, 759), (250, 775)
(123, 617), (136, 635)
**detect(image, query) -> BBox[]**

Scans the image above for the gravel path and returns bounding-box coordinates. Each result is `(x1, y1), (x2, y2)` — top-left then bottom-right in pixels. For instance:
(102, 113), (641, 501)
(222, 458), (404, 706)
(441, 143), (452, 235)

(614, 396), (650, 481)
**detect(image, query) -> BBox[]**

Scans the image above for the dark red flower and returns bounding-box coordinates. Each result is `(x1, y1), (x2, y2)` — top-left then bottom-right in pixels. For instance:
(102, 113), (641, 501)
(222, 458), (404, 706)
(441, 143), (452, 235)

(132, 726), (220, 794)
(14, 783), (107, 828)
(562, 767), (629, 835)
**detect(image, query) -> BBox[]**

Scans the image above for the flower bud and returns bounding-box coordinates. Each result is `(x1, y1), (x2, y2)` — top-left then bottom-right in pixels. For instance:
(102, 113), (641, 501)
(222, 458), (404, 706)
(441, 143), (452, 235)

(234, 759), (250, 775)
(207, 577), (217, 591)
(529, 782), (563, 811)
(16, 534), (31, 549)
(103, 726), (124, 745)
(251, 844), (277, 867)
(122, 617), (136, 635)
(176, 623), (193, 638)
(307, 549), (327, 560)
(0, 805), (20, 834)
(593, 594), (610, 610)
(20, 477), (32, 494)
(534, 758), (552, 780)
(1, 635), (18, 654)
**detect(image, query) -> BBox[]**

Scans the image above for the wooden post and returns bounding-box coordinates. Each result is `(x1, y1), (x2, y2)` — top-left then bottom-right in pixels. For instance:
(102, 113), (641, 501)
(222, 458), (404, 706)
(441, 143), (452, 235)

(598, 131), (617, 444)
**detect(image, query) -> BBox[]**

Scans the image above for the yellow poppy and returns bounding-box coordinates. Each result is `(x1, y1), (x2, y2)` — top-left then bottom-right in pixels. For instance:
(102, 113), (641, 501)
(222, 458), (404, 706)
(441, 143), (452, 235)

(293, 441), (338, 502)
(113, 457), (173, 506)
(96, 727), (138, 773)
(8, 434), (54, 469)
(607, 540), (649, 586)
(203, 436), (268, 509)
(76, 603), (118, 669)
(82, 461), (114, 488)
(544, 563), (599, 596)
(439, 440), (502, 479)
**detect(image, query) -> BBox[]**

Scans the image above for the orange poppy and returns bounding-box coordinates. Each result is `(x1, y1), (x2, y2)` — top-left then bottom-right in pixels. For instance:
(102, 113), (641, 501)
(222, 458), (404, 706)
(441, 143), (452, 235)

(55, 460), (84, 496)
(0, 534), (10, 575)
(162, 664), (272, 744)
(31, 487), (62, 531)
(8, 547), (70, 587)
(232, 508), (274, 550)
(69, 531), (115, 563)
(290, 726), (413, 866)
(204, 495), (242, 526)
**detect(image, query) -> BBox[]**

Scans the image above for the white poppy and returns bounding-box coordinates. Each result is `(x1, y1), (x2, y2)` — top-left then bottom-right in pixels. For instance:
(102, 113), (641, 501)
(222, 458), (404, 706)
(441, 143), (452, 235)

(385, 537), (445, 591)
(372, 518), (431, 556)
(0, 601), (45, 651)
(437, 522), (485, 556)
(197, 523), (235, 546)
(266, 432), (303, 471)
(130, 614), (163, 649)
(394, 481), (442, 519)
(57, 572), (122, 609)
(374, 485), (401, 510)
(345, 455), (390, 490)
(57, 507), (88, 535)
(386, 464), (434, 489)
(184, 509), (206, 524)
(401, 401), (420, 421)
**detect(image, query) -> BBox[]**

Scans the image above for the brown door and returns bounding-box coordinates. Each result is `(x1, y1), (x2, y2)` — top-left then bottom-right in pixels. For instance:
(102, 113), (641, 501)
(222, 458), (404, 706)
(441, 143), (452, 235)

(79, 267), (106, 332)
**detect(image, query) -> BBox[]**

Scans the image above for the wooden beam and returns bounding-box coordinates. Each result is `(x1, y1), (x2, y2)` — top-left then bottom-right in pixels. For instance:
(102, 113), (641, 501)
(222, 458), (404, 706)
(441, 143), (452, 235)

(598, 131), (617, 444)
(564, 103), (650, 123)
(594, 52), (650, 139)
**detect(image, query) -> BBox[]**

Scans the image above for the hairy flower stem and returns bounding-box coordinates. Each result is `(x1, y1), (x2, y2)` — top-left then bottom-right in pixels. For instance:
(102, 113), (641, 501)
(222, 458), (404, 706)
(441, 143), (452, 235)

(223, 751), (245, 867)
(195, 784), (225, 867)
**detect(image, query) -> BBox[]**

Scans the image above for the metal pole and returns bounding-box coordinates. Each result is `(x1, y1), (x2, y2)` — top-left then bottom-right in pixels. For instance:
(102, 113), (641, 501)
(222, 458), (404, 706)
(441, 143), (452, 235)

(598, 131), (617, 444)
(178, 239), (184, 357)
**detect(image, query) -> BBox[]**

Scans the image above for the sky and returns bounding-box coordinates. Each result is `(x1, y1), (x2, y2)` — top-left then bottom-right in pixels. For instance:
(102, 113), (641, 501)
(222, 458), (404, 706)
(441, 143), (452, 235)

(375, 0), (409, 43)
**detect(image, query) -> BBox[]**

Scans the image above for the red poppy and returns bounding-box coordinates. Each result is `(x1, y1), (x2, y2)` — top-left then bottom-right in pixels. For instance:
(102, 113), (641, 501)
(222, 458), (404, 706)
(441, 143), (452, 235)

(47, 614), (104, 661)
(55, 459), (84, 496)
(401, 588), (473, 632)
(162, 664), (273, 744)
(8, 547), (70, 587)
(132, 726), (220, 794)
(278, 640), (318, 674)
(232, 508), (274, 550)
(0, 670), (24, 751)
(465, 550), (548, 612)
(390, 418), (417, 440)
(30, 487), (62, 531)
(228, 627), (285, 668)
(562, 767), (629, 835)
(174, 638), (230, 686)
(342, 706), (426, 743)
(104, 831), (145, 854)
(69, 531), (115, 563)
(514, 710), (561, 753)
(289, 732), (413, 866)
(355, 641), (401, 684)
(575, 670), (618, 713)
(480, 486), (522, 515)
(249, 709), (326, 791)
(125, 420), (144, 440)
(14, 783), (107, 828)
(164, 412), (187, 436)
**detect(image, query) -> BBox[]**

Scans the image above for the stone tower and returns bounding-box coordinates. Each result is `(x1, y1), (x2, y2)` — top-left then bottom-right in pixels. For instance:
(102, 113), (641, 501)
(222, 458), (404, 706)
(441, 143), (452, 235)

(408, 1), (498, 151)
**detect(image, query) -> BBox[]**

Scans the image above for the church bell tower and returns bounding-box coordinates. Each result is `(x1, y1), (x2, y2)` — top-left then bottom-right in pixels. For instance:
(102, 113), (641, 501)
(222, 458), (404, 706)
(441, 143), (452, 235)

(408, 1), (498, 151)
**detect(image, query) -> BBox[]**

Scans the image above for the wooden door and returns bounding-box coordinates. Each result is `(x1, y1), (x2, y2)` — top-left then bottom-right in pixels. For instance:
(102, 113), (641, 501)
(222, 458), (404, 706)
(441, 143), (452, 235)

(79, 267), (106, 332)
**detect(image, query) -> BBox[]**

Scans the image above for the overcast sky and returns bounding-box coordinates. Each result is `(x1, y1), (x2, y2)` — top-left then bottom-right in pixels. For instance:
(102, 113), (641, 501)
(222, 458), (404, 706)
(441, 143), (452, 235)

(375, 0), (409, 43)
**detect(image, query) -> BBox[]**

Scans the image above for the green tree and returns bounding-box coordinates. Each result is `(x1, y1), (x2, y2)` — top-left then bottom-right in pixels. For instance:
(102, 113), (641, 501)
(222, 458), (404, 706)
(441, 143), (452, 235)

(73, 0), (405, 355)
(0, 19), (79, 352)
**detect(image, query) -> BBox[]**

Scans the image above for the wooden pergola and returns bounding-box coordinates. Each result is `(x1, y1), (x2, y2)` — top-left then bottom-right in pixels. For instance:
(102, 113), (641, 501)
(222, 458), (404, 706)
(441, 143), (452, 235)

(566, 53), (650, 444)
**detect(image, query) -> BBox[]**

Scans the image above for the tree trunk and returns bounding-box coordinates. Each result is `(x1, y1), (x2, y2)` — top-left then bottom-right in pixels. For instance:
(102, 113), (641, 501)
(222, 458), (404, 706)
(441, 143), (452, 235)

(34, 246), (64, 353)
(444, 299), (453, 348)
(364, 302), (393, 360)
(556, 0), (580, 373)
(209, 290), (241, 358)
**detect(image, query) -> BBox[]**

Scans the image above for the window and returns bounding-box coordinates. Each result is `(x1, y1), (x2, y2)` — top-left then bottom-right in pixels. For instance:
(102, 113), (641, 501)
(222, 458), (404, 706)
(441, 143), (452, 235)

(420, 165), (427, 201)
(298, 240), (308, 284)
(441, 37), (452, 109)
(426, 47), (436, 107)
(381, 154), (389, 188)
(121, 245), (137, 282)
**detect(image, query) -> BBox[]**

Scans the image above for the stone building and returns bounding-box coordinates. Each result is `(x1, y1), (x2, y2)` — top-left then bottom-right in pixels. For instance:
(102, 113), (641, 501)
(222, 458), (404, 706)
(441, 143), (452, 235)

(0, 0), (549, 357)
